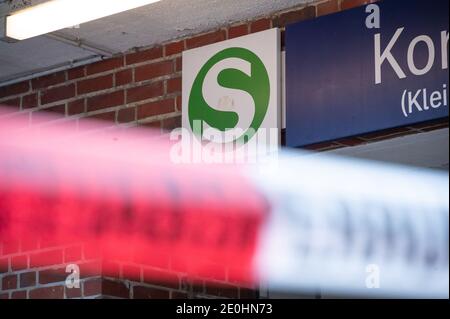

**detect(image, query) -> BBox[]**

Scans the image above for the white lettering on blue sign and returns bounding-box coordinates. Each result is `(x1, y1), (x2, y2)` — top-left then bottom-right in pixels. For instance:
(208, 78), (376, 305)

(374, 28), (448, 85)
(401, 84), (448, 117)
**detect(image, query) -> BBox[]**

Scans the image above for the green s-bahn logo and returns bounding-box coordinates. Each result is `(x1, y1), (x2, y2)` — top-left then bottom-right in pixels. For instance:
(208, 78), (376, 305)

(188, 47), (271, 144)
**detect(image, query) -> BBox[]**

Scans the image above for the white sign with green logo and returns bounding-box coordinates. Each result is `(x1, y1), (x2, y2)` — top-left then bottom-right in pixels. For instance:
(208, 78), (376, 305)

(182, 28), (280, 149)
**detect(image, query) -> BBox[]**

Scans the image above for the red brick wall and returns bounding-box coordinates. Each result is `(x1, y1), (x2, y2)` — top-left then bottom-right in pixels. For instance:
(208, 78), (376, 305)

(0, 0), (447, 299)
(0, 240), (258, 299)
(0, 0), (381, 137)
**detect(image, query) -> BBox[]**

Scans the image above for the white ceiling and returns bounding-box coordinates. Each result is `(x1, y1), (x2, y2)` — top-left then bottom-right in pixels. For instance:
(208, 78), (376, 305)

(0, 0), (312, 85)
(329, 128), (450, 171)
(0, 35), (97, 81)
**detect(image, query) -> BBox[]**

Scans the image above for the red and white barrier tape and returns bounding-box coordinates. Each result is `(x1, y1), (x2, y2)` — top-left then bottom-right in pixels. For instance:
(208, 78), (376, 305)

(0, 109), (448, 298)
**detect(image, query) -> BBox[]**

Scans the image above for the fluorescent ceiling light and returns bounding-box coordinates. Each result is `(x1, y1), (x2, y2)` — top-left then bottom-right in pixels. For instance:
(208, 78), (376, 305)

(5, 0), (161, 41)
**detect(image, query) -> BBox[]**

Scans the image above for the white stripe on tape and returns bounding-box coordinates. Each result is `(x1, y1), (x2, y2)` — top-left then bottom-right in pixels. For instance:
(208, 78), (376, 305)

(250, 151), (449, 298)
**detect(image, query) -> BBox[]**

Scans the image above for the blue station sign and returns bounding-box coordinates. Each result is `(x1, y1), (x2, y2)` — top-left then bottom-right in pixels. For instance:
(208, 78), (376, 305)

(285, 0), (449, 147)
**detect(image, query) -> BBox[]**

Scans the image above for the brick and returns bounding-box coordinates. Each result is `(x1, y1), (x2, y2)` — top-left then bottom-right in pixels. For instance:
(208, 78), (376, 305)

(341, 0), (369, 10)
(87, 57), (124, 75)
(29, 112), (54, 126)
(102, 279), (130, 298)
(250, 18), (271, 33)
(176, 95), (182, 111)
(39, 267), (67, 284)
(138, 120), (161, 130)
(175, 57), (182, 72)
(419, 123), (449, 132)
(44, 119), (77, 131)
(165, 40), (184, 56)
(64, 245), (82, 263)
(316, 0), (339, 17)
(68, 99), (85, 115)
(115, 69), (133, 86)
(20, 271), (36, 288)
(29, 285), (64, 299)
(82, 243), (103, 260)
(39, 236), (63, 249)
(20, 238), (39, 252)
(135, 60), (173, 82)
(186, 30), (226, 49)
(279, 30), (285, 51)
(240, 288), (258, 299)
(126, 81), (164, 103)
(228, 24), (248, 39)
(143, 268), (179, 290)
(102, 261), (120, 279)
(2, 241), (19, 255)
(336, 137), (366, 146)
(121, 264), (141, 282)
(167, 77), (181, 94)
(138, 98), (175, 119)
(0, 258), (9, 273)
(132, 249), (170, 269)
(133, 286), (169, 299)
(87, 90), (124, 111)
(162, 116), (181, 131)
(83, 278), (102, 296)
(40, 84), (75, 105)
(0, 81), (29, 99)
(359, 126), (411, 140)
(199, 262), (226, 281)
(126, 47), (163, 65)
(84, 278), (130, 298)
(410, 118), (449, 131)
(77, 74), (113, 95)
(88, 111), (116, 122)
(0, 106), (15, 116)
(363, 131), (416, 143)
(2, 274), (17, 290)
(30, 249), (63, 268)
(2, 111), (30, 123)
(274, 6), (316, 27)
(190, 279), (205, 294)
(11, 290), (27, 299)
(66, 286), (82, 298)
(171, 291), (188, 299)
(29, 111), (58, 125)
(11, 255), (28, 271)
(22, 93), (38, 109)
(1, 97), (20, 107)
(31, 72), (66, 90)
(205, 282), (239, 298)
(303, 141), (342, 151)
(117, 107), (136, 123)
(45, 104), (66, 115)
(0, 293), (9, 299)
(79, 261), (102, 279)
(68, 66), (85, 80)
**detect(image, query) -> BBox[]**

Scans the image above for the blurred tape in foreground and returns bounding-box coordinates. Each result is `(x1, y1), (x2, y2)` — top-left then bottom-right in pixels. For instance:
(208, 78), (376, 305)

(251, 153), (448, 298)
(0, 109), (448, 298)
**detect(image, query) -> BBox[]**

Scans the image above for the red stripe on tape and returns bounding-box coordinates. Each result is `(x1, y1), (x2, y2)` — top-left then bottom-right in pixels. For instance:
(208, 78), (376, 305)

(0, 112), (269, 285)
